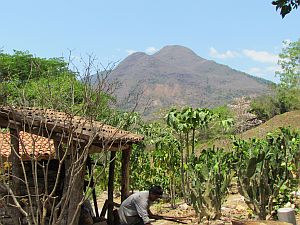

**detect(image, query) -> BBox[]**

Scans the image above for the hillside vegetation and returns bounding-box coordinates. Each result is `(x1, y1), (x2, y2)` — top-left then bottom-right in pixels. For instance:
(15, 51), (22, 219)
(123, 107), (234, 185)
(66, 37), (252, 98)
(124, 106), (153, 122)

(200, 110), (300, 151)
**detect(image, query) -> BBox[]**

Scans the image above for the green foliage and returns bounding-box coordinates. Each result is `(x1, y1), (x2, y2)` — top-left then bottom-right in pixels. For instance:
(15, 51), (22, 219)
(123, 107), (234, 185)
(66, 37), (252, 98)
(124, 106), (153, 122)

(0, 50), (69, 82)
(0, 50), (74, 105)
(233, 127), (300, 219)
(275, 39), (300, 113)
(250, 88), (300, 121)
(276, 87), (300, 113)
(250, 39), (300, 120)
(0, 50), (117, 121)
(277, 39), (300, 88)
(8, 73), (83, 107)
(188, 147), (234, 221)
(211, 105), (233, 120)
(130, 143), (153, 190)
(130, 122), (181, 207)
(272, 0), (300, 18)
(250, 94), (281, 121)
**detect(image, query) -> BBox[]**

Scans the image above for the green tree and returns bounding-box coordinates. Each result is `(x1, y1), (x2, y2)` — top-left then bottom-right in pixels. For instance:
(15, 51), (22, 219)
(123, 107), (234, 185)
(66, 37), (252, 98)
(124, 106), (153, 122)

(0, 50), (69, 82)
(250, 39), (300, 120)
(0, 50), (73, 104)
(275, 39), (300, 113)
(277, 39), (300, 88)
(272, 0), (300, 18)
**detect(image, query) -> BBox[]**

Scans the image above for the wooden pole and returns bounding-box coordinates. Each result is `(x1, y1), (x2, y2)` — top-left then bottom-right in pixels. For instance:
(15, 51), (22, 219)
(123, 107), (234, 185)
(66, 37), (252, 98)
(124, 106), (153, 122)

(67, 147), (86, 225)
(9, 128), (22, 224)
(107, 151), (116, 225)
(121, 146), (131, 202)
(87, 156), (99, 217)
(60, 155), (70, 225)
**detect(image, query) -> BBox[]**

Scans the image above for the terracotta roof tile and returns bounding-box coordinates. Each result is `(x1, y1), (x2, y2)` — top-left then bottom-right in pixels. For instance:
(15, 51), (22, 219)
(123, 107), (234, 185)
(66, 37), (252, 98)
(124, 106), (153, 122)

(0, 131), (55, 160)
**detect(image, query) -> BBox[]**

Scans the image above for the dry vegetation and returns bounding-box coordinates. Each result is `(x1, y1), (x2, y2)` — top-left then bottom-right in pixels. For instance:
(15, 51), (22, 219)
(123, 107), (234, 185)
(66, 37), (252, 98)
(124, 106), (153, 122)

(199, 110), (300, 152)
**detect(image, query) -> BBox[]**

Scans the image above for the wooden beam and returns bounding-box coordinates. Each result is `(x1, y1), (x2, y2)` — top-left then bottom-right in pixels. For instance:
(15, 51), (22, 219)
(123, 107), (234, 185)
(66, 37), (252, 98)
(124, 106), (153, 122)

(107, 151), (116, 225)
(88, 143), (130, 153)
(121, 145), (132, 202)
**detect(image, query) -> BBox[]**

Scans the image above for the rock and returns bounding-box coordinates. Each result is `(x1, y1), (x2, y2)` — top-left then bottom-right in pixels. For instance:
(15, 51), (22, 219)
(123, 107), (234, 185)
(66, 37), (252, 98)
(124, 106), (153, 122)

(178, 203), (189, 210)
(236, 205), (246, 212)
(232, 220), (292, 225)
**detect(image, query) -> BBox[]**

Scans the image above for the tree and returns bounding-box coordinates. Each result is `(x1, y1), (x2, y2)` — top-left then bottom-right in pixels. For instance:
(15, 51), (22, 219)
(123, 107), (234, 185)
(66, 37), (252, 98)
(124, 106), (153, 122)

(275, 39), (300, 113)
(250, 39), (300, 120)
(0, 52), (132, 225)
(272, 0), (300, 18)
(0, 50), (74, 104)
(0, 50), (69, 82)
(277, 39), (300, 88)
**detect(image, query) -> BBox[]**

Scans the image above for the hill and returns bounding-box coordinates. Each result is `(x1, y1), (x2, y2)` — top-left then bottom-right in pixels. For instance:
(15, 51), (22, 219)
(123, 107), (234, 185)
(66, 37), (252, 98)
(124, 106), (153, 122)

(201, 110), (300, 151)
(109, 45), (272, 116)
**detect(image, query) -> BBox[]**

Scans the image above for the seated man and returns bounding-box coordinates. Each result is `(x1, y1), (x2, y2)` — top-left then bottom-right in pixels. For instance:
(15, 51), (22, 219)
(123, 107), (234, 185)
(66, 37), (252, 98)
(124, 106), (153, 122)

(118, 186), (163, 225)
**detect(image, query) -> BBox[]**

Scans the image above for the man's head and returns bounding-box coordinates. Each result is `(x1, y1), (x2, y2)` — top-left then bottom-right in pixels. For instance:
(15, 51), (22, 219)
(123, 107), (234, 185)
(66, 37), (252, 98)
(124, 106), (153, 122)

(149, 185), (163, 202)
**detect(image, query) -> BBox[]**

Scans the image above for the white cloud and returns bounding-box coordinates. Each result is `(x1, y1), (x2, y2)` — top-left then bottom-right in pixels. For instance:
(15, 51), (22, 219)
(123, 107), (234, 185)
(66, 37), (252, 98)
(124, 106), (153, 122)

(145, 47), (158, 54)
(242, 49), (278, 64)
(126, 49), (137, 55)
(246, 65), (281, 83)
(209, 47), (239, 59)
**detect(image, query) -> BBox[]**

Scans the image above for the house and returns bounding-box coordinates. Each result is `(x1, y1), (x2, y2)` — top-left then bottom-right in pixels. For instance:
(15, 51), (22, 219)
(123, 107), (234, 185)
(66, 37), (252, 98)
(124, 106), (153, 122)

(0, 106), (143, 225)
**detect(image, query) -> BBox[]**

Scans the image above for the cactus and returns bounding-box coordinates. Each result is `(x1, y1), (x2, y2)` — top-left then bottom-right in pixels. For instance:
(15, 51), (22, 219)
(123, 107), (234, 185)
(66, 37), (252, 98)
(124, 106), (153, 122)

(188, 147), (234, 221)
(233, 128), (300, 219)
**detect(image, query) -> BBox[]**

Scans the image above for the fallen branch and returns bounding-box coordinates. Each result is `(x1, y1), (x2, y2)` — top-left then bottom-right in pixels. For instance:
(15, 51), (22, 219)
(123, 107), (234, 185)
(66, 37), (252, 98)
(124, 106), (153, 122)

(153, 215), (193, 224)
(159, 217), (188, 224)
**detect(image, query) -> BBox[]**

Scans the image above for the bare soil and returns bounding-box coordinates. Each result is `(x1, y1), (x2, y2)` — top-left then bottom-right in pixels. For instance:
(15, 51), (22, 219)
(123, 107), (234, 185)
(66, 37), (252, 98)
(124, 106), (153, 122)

(96, 191), (300, 225)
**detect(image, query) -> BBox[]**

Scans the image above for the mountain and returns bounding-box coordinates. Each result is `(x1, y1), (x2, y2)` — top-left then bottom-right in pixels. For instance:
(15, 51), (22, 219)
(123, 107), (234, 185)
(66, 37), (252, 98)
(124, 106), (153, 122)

(109, 45), (272, 116)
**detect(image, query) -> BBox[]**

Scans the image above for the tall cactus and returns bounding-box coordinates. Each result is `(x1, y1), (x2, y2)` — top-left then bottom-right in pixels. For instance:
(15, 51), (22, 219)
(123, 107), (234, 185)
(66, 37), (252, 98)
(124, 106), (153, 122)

(188, 147), (234, 221)
(233, 128), (300, 219)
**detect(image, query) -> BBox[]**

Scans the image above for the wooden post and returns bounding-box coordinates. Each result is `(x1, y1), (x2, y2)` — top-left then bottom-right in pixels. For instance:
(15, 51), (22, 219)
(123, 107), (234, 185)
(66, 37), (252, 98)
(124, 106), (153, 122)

(60, 155), (71, 225)
(121, 146), (131, 202)
(9, 128), (22, 224)
(107, 151), (116, 225)
(87, 156), (99, 217)
(67, 148), (86, 225)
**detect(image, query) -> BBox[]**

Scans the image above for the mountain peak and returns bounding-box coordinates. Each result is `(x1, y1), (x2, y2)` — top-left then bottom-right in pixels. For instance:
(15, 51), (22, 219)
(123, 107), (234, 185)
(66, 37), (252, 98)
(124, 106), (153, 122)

(153, 45), (206, 67)
(118, 52), (148, 67)
(156, 45), (196, 54)
(154, 45), (200, 58)
(127, 51), (147, 59)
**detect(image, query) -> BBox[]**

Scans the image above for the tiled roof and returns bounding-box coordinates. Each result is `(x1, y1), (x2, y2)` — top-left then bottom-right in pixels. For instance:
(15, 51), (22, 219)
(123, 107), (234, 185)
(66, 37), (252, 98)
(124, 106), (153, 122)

(0, 106), (144, 144)
(0, 131), (55, 160)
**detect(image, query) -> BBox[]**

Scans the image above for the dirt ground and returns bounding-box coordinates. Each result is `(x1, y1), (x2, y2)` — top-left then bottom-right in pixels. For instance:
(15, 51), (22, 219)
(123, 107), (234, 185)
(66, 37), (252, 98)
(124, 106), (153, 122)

(96, 192), (299, 225)
(150, 193), (248, 225)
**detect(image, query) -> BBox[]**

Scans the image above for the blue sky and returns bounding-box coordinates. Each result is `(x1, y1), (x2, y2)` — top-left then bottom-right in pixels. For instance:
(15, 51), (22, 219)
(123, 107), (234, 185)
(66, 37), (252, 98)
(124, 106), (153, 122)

(1, 0), (300, 82)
